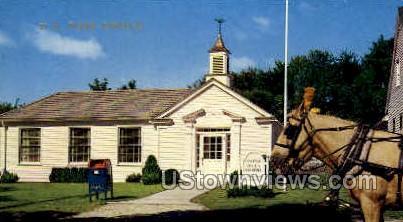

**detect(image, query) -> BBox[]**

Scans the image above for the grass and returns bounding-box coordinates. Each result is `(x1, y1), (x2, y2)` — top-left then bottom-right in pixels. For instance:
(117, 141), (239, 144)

(193, 187), (332, 209)
(0, 183), (163, 213)
(1, 183), (402, 220)
(193, 187), (403, 219)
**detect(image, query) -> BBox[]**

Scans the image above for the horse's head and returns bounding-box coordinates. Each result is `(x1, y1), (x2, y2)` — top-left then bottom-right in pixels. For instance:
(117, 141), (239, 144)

(272, 87), (318, 172)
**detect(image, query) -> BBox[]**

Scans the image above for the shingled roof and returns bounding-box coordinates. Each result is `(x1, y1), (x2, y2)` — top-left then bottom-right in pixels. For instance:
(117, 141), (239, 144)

(0, 89), (193, 123)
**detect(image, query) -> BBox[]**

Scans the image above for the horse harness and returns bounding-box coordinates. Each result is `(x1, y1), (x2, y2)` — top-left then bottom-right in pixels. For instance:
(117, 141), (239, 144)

(276, 113), (403, 205)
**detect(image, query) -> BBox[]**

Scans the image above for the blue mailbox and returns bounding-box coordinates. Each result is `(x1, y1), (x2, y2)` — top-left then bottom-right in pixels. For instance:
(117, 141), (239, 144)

(88, 159), (113, 201)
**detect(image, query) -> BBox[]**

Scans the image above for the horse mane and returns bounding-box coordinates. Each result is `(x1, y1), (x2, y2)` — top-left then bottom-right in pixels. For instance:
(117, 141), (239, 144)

(312, 113), (356, 126)
(291, 108), (356, 126)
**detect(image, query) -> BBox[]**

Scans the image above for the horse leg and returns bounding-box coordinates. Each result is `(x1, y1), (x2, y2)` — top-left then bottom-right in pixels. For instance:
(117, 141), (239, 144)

(359, 195), (382, 222)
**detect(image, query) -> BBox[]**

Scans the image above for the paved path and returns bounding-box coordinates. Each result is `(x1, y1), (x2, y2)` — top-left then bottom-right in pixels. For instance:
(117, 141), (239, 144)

(76, 187), (209, 218)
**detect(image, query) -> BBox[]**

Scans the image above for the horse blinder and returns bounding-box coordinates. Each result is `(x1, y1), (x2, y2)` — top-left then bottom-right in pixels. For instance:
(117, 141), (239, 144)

(284, 124), (302, 140)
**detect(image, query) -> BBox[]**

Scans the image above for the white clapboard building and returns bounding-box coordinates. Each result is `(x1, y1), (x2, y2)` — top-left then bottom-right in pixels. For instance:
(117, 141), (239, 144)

(0, 27), (281, 182)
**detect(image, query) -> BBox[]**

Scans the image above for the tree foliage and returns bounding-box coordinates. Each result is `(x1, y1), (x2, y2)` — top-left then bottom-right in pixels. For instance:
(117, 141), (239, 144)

(119, 79), (137, 90)
(0, 102), (15, 114)
(89, 78), (138, 90)
(88, 78), (111, 91)
(229, 35), (393, 125)
(142, 155), (162, 185)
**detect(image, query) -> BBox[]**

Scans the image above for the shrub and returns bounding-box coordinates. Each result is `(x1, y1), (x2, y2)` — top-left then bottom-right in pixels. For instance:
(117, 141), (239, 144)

(49, 167), (88, 183)
(126, 173), (142, 183)
(316, 173), (330, 187)
(162, 169), (180, 185)
(227, 186), (275, 198)
(0, 171), (19, 183)
(230, 170), (239, 185)
(142, 155), (161, 185)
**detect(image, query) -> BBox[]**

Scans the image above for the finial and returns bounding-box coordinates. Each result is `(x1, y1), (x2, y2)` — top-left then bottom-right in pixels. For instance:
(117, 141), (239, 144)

(209, 18), (230, 54)
(215, 18), (225, 35)
(303, 87), (315, 110)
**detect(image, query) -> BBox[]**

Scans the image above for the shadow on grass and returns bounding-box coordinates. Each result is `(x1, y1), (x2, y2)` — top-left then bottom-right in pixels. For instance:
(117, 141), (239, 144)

(0, 195), (15, 202)
(103, 204), (353, 222)
(0, 211), (75, 222)
(0, 194), (89, 210)
(0, 204), (354, 222)
(107, 196), (138, 202)
(0, 186), (17, 192)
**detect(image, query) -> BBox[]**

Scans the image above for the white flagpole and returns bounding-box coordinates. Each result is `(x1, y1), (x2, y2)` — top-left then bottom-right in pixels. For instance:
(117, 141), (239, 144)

(283, 0), (289, 127)
(282, 0), (289, 192)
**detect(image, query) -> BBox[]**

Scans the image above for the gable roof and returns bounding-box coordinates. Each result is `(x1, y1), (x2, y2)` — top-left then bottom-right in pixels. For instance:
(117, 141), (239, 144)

(158, 79), (274, 119)
(0, 89), (193, 123)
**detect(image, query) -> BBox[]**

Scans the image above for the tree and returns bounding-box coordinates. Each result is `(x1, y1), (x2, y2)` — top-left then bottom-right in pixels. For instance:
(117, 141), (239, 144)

(189, 35), (393, 125)
(187, 78), (205, 89)
(119, 79), (137, 90)
(351, 36), (394, 124)
(0, 102), (15, 114)
(88, 78), (111, 91)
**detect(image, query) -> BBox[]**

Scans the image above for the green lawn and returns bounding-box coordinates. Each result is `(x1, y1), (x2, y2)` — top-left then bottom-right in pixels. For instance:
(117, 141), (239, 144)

(1, 183), (403, 220)
(193, 188), (403, 220)
(193, 187), (334, 209)
(0, 183), (163, 213)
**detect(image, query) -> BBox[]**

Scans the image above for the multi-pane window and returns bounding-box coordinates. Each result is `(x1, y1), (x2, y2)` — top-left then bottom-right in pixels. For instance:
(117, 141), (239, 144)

(203, 136), (222, 159)
(20, 128), (41, 163)
(226, 134), (231, 161)
(69, 128), (91, 162)
(118, 128), (141, 163)
(395, 59), (401, 87)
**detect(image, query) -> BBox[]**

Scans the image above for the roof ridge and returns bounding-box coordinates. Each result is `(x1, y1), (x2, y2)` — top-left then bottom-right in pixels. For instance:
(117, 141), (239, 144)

(55, 88), (192, 94)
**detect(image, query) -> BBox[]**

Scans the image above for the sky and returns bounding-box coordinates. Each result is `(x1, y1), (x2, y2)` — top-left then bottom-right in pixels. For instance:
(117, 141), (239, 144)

(0, 0), (402, 104)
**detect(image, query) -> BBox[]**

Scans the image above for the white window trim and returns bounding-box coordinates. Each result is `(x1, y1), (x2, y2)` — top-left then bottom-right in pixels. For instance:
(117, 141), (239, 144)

(117, 126), (143, 165)
(196, 128), (231, 160)
(68, 127), (91, 164)
(18, 127), (42, 165)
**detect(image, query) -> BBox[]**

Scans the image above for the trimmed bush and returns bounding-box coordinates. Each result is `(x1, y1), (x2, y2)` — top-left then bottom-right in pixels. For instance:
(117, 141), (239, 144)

(230, 170), (239, 185)
(0, 171), (19, 183)
(316, 173), (330, 186)
(162, 169), (180, 185)
(142, 155), (161, 185)
(126, 173), (142, 183)
(49, 167), (88, 183)
(227, 186), (275, 198)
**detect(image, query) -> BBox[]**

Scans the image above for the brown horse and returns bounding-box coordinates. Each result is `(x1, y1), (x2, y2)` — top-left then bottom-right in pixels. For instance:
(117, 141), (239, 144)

(272, 100), (402, 222)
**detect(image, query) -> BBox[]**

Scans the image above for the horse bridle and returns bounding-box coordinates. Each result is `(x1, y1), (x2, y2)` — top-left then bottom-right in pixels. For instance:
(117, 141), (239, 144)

(275, 112), (316, 160)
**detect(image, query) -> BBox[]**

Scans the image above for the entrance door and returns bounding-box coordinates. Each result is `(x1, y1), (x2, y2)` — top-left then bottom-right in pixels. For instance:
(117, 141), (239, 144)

(199, 134), (226, 175)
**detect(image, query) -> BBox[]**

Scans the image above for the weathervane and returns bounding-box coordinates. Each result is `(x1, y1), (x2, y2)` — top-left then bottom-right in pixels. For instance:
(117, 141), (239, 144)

(215, 18), (225, 35)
